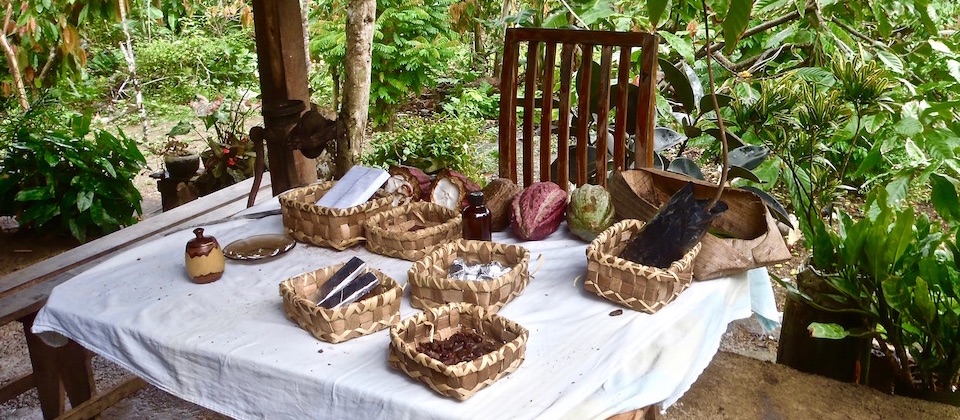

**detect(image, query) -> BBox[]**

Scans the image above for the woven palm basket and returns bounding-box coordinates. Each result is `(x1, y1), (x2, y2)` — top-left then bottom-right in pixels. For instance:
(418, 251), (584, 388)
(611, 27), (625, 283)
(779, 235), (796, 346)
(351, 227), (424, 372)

(364, 201), (463, 261)
(584, 219), (701, 314)
(388, 302), (528, 400)
(278, 181), (400, 250)
(408, 239), (530, 313)
(279, 263), (402, 343)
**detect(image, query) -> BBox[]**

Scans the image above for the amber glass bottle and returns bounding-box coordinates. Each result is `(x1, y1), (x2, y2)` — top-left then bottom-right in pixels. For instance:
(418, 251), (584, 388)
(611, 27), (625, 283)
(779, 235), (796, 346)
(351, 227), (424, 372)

(462, 191), (492, 241)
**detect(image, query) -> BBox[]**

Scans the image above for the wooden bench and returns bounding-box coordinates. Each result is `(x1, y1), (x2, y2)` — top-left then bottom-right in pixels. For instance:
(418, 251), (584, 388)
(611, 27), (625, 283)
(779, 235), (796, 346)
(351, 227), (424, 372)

(0, 174), (273, 419)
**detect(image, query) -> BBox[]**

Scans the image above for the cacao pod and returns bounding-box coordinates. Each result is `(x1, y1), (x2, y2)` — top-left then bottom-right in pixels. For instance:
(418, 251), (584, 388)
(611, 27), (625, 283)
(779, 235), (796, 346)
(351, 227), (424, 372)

(482, 178), (522, 231)
(566, 184), (615, 241)
(385, 165), (431, 200)
(510, 181), (567, 240)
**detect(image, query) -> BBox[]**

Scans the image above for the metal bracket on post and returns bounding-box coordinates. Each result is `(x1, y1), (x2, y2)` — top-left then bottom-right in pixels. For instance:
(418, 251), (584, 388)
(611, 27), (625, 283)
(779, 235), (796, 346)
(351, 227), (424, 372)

(246, 100), (343, 206)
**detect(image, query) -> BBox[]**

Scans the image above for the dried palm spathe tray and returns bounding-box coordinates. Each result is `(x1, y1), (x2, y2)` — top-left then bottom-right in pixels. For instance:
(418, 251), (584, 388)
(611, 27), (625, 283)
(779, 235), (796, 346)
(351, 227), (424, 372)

(584, 219), (700, 313)
(364, 201), (463, 261)
(388, 302), (528, 400)
(279, 263), (402, 343)
(279, 181), (401, 250)
(408, 239), (531, 313)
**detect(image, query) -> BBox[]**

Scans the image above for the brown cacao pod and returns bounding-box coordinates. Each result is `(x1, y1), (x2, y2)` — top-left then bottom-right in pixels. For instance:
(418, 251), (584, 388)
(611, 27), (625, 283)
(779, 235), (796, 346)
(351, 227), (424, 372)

(510, 181), (567, 240)
(482, 178), (522, 231)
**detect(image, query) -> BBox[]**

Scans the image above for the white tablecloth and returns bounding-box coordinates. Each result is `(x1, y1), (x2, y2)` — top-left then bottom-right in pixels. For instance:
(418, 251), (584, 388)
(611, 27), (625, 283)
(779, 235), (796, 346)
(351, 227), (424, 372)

(33, 199), (776, 419)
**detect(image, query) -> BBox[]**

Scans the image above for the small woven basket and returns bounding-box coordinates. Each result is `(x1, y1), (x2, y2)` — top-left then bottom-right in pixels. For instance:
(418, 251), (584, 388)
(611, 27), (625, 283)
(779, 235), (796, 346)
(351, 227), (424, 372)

(279, 263), (402, 343)
(279, 181), (400, 250)
(388, 302), (528, 400)
(584, 219), (700, 313)
(364, 201), (463, 261)
(408, 239), (530, 313)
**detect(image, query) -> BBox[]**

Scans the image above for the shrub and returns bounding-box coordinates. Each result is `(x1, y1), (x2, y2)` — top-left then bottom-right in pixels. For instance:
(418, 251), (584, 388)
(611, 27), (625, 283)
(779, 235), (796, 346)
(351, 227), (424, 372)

(363, 115), (495, 184)
(135, 29), (258, 104)
(0, 100), (146, 242)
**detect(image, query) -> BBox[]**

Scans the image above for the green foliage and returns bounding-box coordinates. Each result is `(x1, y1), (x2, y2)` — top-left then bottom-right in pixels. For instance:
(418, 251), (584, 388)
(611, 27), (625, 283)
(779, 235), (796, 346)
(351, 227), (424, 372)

(363, 115), (495, 183)
(309, 0), (459, 125)
(806, 186), (960, 393)
(728, 56), (897, 243)
(440, 81), (500, 120)
(0, 99), (145, 242)
(134, 28), (258, 105)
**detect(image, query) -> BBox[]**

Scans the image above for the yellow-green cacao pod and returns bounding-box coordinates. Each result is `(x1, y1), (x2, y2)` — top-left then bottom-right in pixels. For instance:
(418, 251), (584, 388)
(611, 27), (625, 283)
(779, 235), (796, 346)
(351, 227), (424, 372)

(566, 184), (614, 241)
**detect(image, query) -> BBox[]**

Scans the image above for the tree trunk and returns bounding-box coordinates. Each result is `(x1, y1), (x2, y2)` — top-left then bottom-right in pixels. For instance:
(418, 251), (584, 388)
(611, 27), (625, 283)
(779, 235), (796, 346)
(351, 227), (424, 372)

(337, 0), (376, 178)
(1, 4), (29, 110)
(117, 0), (149, 143)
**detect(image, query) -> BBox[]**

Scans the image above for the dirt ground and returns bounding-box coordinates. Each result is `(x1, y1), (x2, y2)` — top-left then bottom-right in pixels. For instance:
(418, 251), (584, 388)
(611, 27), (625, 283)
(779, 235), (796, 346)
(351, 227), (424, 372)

(1, 171), (959, 419)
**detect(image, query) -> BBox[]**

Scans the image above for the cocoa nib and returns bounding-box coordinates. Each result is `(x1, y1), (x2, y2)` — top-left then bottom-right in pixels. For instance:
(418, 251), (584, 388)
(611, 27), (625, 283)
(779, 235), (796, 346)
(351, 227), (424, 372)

(416, 330), (504, 365)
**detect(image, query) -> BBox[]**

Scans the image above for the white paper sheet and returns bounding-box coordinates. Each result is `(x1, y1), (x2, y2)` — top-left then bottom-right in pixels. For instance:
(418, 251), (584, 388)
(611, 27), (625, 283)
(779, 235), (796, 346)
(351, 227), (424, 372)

(316, 166), (389, 209)
(32, 202), (772, 419)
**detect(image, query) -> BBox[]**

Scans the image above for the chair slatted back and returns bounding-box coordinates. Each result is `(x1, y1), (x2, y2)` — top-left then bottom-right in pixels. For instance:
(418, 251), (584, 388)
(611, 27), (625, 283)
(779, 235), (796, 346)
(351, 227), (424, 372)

(498, 28), (659, 191)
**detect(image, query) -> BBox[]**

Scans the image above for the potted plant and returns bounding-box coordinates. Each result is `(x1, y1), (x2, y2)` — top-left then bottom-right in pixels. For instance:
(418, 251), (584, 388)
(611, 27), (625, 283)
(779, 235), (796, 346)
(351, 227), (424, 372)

(157, 135), (200, 179)
(189, 94), (260, 195)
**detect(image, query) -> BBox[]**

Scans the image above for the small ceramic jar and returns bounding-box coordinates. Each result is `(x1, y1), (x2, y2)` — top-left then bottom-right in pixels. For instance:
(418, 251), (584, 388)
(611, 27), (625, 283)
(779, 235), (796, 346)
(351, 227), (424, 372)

(185, 228), (225, 284)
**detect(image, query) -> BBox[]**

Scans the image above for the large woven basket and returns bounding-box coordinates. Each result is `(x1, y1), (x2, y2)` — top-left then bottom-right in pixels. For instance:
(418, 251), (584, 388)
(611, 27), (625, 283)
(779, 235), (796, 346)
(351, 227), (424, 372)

(364, 201), (463, 261)
(279, 263), (402, 343)
(279, 181), (400, 250)
(584, 219), (700, 313)
(408, 239), (530, 313)
(388, 302), (528, 400)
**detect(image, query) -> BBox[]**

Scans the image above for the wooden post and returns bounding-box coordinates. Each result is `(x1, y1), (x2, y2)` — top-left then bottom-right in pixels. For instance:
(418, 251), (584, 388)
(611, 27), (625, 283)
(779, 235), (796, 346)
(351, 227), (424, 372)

(251, 0), (317, 194)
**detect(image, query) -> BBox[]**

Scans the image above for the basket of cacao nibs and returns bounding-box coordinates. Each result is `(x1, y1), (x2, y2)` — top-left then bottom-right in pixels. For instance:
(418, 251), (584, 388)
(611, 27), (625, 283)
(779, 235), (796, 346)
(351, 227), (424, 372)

(388, 302), (528, 400)
(364, 201), (463, 261)
(279, 257), (402, 343)
(279, 180), (403, 251)
(407, 239), (530, 313)
(584, 219), (700, 314)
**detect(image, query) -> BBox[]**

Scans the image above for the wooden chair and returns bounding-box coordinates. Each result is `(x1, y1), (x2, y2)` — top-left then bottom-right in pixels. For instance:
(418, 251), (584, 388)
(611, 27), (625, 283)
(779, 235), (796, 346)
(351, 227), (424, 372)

(498, 28), (659, 190)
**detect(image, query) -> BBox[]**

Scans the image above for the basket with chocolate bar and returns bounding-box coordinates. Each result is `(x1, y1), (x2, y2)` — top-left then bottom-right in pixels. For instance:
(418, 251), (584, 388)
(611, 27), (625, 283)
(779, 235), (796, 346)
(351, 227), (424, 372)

(280, 257), (402, 343)
(407, 239), (530, 313)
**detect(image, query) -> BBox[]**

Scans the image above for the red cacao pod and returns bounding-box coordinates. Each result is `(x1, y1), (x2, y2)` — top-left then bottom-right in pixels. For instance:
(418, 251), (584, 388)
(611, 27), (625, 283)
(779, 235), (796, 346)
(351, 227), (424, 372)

(510, 181), (567, 240)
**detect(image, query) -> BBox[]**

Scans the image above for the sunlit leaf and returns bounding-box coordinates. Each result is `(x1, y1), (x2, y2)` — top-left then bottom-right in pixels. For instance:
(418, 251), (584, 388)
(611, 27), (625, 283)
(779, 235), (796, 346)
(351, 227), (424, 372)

(660, 31), (695, 65)
(876, 49), (904, 74)
(808, 322), (849, 339)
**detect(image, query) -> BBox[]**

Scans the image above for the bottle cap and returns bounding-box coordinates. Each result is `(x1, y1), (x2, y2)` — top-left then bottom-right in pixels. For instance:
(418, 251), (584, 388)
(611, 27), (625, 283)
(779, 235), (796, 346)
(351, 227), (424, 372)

(467, 191), (484, 206)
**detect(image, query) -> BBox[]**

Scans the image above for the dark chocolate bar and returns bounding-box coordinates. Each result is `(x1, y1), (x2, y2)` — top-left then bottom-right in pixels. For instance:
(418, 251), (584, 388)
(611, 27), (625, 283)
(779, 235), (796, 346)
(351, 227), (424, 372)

(318, 272), (381, 309)
(313, 257), (366, 306)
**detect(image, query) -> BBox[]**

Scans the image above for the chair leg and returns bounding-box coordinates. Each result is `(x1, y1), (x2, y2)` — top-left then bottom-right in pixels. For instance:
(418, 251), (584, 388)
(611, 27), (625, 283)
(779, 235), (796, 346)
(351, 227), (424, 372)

(21, 314), (65, 419)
